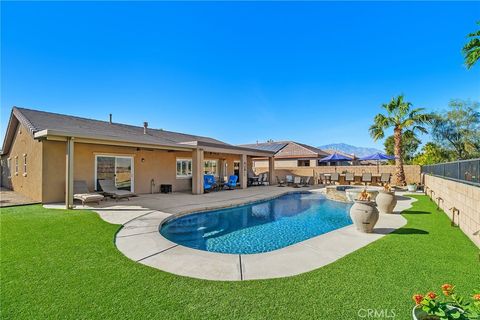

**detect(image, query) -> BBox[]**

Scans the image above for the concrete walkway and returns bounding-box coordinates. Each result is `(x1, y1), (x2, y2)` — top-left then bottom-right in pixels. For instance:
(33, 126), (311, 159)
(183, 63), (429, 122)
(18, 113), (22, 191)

(45, 186), (416, 281)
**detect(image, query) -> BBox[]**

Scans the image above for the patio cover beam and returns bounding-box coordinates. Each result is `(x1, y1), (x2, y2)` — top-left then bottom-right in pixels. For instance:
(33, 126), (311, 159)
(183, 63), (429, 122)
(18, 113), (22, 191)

(65, 137), (74, 209)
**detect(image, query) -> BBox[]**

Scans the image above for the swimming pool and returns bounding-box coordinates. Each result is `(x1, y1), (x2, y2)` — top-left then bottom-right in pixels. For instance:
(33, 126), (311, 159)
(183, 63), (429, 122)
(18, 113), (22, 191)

(160, 192), (352, 254)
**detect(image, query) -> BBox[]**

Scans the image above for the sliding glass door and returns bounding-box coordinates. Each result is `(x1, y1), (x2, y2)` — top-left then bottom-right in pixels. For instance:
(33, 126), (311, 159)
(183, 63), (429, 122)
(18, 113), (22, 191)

(95, 155), (134, 191)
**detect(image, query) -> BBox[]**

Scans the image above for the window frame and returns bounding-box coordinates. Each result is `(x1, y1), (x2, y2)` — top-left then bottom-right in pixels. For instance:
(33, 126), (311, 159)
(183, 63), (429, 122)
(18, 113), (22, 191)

(176, 158), (192, 178)
(14, 156), (18, 176)
(203, 159), (218, 176)
(23, 154), (27, 176)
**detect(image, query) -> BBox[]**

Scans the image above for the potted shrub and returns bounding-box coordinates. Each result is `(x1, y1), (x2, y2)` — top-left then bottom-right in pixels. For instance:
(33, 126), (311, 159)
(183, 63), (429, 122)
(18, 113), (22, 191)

(349, 189), (379, 233)
(375, 184), (397, 214)
(412, 284), (480, 320)
(407, 182), (418, 192)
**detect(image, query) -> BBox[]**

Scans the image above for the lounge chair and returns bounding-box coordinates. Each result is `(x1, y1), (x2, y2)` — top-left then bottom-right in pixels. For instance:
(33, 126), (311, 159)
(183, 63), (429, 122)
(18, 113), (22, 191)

(224, 175), (238, 190)
(98, 179), (135, 201)
(380, 173), (391, 185)
(74, 180), (104, 206)
(276, 176), (286, 187)
(302, 176), (311, 187)
(330, 173), (340, 184)
(286, 175), (294, 186)
(293, 176), (302, 188)
(204, 174), (217, 192)
(362, 173), (372, 185)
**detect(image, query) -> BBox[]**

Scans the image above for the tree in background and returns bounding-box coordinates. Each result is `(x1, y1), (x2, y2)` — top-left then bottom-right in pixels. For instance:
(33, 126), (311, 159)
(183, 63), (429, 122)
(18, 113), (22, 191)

(370, 95), (433, 185)
(412, 142), (452, 165)
(384, 130), (421, 164)
(431, 100), (480, 160)
(463, 21), (480, 69)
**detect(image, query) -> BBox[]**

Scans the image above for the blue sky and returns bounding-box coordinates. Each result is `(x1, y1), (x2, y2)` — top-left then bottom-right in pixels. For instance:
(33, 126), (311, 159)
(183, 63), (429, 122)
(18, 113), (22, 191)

(1, 1), (479, 149)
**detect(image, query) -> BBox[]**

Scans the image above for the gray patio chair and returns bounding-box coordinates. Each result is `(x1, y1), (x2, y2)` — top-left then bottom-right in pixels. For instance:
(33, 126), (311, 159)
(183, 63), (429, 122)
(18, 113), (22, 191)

(286, 175), (294, 186)
(302, 176), (311, 187)
(98, 179), (136, 201)
(362, 173), (372, 185)
(261, 173), (269, 186)
(330, 173), (340, 184)
(293, 176), (302, 188)
(319, 173), (327, 185)
(345, 172), (354, 185)
(276, 176), (286, 187)
(380, 173), (391, 185)
(74, 180), (104, 206)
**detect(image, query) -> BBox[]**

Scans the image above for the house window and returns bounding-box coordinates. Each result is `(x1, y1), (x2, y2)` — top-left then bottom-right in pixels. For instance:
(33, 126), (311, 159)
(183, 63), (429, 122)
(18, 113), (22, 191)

(204, 160), (218, 176)
(176, 159), (192, 178)
(14, 156), (18, 175)
(23, 154), (27, 176)
(298, 160), (310, 167)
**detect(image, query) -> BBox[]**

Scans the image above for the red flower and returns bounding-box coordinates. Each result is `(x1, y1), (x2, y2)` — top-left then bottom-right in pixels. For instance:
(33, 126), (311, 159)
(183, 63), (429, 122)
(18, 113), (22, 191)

(427, 292), (437, 299)
(442, 284), (454, 296)
(413, 294), (424, 305)
(474, 294), (480, 301)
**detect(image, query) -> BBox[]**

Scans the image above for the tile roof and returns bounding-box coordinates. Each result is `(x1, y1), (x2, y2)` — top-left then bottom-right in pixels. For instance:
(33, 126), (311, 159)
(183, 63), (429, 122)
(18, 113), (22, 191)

(239, 141), (328, 158)
(2, 107), (274, 156)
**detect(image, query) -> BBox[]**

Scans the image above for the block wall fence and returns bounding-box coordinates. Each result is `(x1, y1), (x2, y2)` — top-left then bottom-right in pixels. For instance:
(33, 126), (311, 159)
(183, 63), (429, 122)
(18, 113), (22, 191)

(423, 174), (480, 248)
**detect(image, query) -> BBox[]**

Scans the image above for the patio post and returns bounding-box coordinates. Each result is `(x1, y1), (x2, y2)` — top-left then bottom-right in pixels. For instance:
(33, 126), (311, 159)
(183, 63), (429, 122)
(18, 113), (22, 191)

(240, 153), (248, 189)
(268, 156), (275, 185)
(192, 148), (204, 194)
(65, 137), (74, 209)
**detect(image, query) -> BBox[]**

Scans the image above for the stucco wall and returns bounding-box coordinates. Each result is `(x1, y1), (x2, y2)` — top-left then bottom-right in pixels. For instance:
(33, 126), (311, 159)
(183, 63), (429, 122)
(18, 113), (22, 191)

(424, 174), (480, 248)
(255, 165), (422, 185)
(0, 123), (43, 201)
(40, 141), (243, 203)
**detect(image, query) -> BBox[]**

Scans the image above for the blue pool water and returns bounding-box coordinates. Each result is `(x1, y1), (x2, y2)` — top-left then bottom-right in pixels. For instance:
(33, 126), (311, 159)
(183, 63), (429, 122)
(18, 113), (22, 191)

(160, 192), (352, 254)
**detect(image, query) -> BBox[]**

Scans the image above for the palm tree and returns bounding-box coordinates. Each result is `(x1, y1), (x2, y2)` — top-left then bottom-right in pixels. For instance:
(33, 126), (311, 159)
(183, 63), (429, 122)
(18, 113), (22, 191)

(369, 95), (433, 186)
(463, 21), (480, 69)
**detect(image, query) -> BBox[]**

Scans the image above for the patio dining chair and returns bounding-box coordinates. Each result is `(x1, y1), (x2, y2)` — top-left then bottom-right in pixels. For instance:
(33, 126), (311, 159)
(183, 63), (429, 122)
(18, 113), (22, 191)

(293, 176), (302, 188)
(319, 173), (327, 185)
(302, 176), (311, 187)
(286, 175), (294, 186)
(345, 172), (354, 185)
(380, 173), (391, 185)
(330, 173), (340, 184)
(260, 173), (269, 186)
(362, 173), (372, 185)
(276, 176), (286, 187)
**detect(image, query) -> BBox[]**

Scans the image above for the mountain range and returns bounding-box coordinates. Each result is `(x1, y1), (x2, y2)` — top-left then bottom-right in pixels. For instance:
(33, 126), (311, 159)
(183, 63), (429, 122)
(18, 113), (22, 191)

(318, 143), (383, 157)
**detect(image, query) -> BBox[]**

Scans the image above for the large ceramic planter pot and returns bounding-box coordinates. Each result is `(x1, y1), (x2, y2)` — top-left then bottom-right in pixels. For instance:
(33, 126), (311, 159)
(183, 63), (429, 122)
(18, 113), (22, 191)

(407, 184), (418, 192)
(349, 200), (379, 233)
(375, 190), (397, 214)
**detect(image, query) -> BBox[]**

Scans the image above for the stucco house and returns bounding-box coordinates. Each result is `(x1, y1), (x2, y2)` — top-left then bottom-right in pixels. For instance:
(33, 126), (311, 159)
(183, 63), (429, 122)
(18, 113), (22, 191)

(0, 107), (275, 208)
(240, 141), (329, 168)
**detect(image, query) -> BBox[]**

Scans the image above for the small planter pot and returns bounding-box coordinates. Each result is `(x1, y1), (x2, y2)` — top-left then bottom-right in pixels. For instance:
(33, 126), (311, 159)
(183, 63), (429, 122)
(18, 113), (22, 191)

(407, 184), (418, 192)
(375, 190), (397, 214)
(349, 200), (379, 233)
(412, 305), (464, 320)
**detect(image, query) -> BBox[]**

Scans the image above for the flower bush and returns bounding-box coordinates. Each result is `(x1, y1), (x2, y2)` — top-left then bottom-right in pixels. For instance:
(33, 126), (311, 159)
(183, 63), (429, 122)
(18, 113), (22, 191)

(413, 284), (480, 319)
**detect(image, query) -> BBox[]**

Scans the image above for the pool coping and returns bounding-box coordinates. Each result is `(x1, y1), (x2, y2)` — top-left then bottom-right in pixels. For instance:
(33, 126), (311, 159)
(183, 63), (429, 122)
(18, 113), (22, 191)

(111, 189), (415, 281)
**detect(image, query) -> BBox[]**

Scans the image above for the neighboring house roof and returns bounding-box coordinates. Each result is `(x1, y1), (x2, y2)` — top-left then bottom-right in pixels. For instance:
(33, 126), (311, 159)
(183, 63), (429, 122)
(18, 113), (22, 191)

(1, 107), (274, 156)
(239, 141), (329, 159)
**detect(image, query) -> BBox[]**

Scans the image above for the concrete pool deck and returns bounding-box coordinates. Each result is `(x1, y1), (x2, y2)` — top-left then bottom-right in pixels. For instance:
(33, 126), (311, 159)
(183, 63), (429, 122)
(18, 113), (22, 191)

(45, 186), (417, 281)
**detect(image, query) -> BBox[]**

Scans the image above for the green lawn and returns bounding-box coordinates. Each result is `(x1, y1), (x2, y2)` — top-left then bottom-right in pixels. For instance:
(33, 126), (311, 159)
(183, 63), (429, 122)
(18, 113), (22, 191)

(1, 195), (478, 319)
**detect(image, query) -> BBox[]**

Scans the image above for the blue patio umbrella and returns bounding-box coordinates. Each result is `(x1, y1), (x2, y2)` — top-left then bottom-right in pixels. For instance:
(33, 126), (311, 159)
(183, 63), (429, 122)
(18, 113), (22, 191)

(319, 152), (353, 172)
(359, 153), (395, 173)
